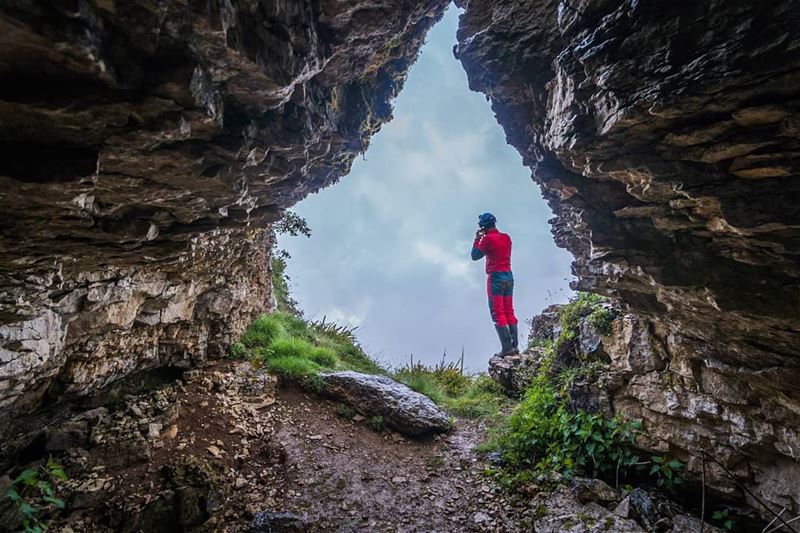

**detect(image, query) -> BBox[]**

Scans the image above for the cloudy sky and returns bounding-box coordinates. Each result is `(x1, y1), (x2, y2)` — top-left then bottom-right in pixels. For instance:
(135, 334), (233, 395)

(279, 6), (574, 371)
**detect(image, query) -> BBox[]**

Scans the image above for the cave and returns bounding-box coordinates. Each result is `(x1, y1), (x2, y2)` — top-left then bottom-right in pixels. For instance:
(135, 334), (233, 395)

(1, 0), (799, 530)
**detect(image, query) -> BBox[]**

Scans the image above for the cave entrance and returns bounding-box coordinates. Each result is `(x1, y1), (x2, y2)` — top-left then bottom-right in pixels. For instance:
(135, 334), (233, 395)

(278, 6), (573, 371)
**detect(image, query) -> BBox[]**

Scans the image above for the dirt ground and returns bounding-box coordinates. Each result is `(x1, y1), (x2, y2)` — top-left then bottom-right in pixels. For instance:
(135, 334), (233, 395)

(273, 387), (533, 532)
(37, 362), (533, 532)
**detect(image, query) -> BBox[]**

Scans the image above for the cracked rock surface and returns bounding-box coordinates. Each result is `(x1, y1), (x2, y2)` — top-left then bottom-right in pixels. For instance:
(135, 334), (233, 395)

(0, 0), (448, 414)
(457, 0), (800, 520)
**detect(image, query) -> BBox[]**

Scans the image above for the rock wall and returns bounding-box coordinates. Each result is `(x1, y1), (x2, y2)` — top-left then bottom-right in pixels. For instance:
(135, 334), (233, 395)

(0, 0), (448, 415)
(456, 0), (800, 515)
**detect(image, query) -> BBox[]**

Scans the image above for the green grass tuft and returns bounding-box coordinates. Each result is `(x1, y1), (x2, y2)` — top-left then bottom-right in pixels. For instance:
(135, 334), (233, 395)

(240, 315), (284, 349)
(267, 355), (320, 380)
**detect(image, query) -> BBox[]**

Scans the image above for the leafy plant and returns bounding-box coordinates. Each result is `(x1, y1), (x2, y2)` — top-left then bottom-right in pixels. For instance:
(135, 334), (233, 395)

(712, 509), (735, 531)
(649, 455), (685, 490)
(495, 372), (641, 479)
(4, 457), (68, 533)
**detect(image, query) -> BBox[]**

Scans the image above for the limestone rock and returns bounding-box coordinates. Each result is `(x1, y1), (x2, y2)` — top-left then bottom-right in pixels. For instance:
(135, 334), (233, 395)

(457, 0), (800, 519)
(319, 371), (452, 436)
(0, 0), (449, 417)
(570, 478), (620, 506)
(488, 349), (544, 396)
(534, 485), (644, 533)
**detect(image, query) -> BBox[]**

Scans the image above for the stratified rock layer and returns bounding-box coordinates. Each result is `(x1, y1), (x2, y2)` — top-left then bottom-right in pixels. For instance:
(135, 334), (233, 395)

(457, 0), (800, 519)
(0, 0), (447, 414)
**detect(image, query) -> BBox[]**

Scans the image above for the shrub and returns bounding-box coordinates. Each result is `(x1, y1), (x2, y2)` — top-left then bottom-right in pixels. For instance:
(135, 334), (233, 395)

(334, 403), (356, 420)
(491, 370), (641, 481)
(650, 455), (685, 490)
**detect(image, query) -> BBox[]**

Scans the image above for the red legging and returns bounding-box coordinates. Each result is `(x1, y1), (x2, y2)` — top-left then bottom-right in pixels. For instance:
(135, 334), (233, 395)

(487, 272), (518, 327)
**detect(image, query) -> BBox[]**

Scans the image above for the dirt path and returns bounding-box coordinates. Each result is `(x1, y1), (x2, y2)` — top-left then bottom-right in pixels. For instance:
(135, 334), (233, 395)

(38, 363), (531, 532)
(272, 387), (532, 532)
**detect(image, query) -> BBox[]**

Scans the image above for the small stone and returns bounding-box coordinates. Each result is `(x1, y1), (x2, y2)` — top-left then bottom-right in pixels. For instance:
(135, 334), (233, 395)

(147, 423), (161, 439)
(207, 445), (223, 458)
(391, 476), (407, 484)
(473, 512), (491, 524)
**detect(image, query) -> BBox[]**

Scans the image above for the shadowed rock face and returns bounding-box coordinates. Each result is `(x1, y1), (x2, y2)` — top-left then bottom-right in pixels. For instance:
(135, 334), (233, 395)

(0, 0), (448, 414)
(457, 0), (800, 517)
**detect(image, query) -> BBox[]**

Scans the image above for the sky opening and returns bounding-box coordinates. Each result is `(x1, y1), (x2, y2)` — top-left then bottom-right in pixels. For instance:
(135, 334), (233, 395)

(279, 5), (574, 371)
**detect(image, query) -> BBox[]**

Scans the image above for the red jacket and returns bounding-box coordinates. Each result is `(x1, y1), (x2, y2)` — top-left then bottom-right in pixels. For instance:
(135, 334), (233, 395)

(471, 229), (512, 274)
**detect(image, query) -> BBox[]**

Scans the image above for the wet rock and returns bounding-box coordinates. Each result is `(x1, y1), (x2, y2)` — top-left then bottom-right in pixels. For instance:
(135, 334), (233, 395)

(249, 511), (309, 533)
(319, 371), (452, 436)
(570, 478), (620, 506)
(578, 317), (607, 358)
(488, 350), (543, 396)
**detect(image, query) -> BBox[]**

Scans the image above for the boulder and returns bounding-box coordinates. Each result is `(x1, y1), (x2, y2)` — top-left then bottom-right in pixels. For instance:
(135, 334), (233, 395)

(319, 372), (452, 436)
(488, 349), (544, 396)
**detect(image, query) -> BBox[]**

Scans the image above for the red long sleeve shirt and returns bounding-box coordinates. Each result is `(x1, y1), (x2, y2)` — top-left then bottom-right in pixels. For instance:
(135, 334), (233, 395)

(471, 229), (512, 274)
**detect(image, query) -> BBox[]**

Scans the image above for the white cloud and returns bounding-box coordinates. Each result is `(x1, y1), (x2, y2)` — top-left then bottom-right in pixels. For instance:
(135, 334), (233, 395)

(413, 240), (479, 287)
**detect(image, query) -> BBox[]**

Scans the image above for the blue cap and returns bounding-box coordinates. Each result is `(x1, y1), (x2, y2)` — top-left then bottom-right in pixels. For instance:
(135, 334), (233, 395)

(478, 212), (496, 228)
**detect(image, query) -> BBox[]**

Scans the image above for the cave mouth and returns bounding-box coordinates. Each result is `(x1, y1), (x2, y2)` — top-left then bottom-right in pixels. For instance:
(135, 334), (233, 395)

(277, 5), (573, 371)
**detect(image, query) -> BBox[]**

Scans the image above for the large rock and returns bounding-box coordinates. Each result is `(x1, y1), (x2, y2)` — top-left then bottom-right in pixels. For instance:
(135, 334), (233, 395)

(0, 0), (448, 417)
(488, 350), (543, 396)
(319, 371), (452, 436)
(457, 0), (800, 520)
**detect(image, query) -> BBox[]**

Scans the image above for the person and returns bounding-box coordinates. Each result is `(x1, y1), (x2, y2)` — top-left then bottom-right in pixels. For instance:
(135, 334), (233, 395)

(471, 213), (519, 357)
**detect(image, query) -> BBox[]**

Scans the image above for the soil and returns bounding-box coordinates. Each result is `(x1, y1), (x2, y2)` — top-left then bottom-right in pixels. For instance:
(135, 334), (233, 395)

(32, 362), (532, 532)
(272, 387), (532, 532)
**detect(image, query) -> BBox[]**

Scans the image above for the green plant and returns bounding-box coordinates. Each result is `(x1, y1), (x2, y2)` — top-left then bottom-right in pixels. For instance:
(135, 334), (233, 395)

(308, 346), (338, 368)
(649, 455), (685, 490)
(366, 416), (385, 432)
(267, 356), (319, 381)
(4, 457), (67, 533)
(396, 372), (446, 405)
(240, 315), (284, 349)
(712, 509), (735, 531)
(228, 341), (247, 359)
(489, 369), (641, 481)
(334, 403), (356, 420)
(587, 306), (615, 336)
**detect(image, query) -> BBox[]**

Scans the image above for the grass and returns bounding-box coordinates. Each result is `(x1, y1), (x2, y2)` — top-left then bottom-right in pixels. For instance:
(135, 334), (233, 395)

(233, 312), (382, 389)
(393, 361), (508, 420)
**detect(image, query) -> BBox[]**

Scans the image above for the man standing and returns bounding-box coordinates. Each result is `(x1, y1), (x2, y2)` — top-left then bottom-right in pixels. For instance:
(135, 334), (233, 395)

(471, 213), (519, 356)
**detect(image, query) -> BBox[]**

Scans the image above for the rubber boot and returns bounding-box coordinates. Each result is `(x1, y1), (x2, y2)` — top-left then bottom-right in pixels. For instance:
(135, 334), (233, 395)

(508, 323), (519, 354)
(494, 325), (514, 357)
